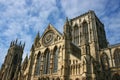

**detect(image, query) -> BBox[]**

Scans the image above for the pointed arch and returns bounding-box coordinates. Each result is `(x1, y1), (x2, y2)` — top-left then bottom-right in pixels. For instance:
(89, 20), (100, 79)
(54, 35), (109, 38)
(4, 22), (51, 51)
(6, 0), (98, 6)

(100, 52), (109, 70)
(35, 51), (41, 75)
(74, 23), (79, 44)
(82, 21), (88, 34)
(43, 48), (50, 74)
(53, 46), (59, 73)
(113, 48), (120, 67)
(82, 21), (89, 43)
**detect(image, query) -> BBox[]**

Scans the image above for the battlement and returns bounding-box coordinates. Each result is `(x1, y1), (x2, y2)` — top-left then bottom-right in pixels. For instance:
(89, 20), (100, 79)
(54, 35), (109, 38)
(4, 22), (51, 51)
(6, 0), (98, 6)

(10, 39), (25, 50)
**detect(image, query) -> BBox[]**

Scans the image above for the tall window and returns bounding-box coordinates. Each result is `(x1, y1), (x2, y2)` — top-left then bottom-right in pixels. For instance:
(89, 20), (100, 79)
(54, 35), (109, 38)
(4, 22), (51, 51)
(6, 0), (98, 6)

(100, 53), (109, 70)
(83, 21), (89, 43)
(114, 48), (120, 67)
(43, 49), (50, 74)
(74, 25), (79, 44)
(35, 52), (41, 75)
(53, 46), (59, 73)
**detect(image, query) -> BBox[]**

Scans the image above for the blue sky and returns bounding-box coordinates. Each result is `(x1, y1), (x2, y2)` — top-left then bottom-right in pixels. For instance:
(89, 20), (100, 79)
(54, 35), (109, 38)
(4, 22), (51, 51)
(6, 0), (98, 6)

(0, 0), (120, 67)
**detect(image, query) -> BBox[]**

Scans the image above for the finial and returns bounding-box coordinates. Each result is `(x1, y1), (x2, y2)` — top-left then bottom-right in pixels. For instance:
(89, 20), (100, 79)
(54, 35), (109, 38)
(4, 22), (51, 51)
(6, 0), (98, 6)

(37, 31), (40, 37)
(10, 41), (12, 47)
(23, 42), (25, 49)
(13, 40), (15, 45)
(11, 41), (13, 46)
(24, 54), (28, 60)
(66, 17), (68, 21)
(19, 41), (21, 45)
(15, 38), (18, 44)
(30, 44), (34, 51)
(65, 17), (70, 26)
(35, 31), (40, 39)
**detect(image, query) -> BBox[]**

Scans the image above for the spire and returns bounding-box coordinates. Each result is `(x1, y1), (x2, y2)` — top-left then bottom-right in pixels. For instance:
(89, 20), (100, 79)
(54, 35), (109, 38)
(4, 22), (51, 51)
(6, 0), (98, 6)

(36, 31), (40, 38)
(34, 31), (40, 45)
(19, 41), (21, 45)
(64, 17), (70, 32)
(26, 54), (28, 60)
(65, 17), (69, 26)
(15, 38), (18, 44)
(63, 17), (72, 40)
(66, 17), (69, 23)
(24, 54), (28, 62)
(10, 41), (12, 47)
(30, 44), (34, 51)
(22, 42), (25, 49)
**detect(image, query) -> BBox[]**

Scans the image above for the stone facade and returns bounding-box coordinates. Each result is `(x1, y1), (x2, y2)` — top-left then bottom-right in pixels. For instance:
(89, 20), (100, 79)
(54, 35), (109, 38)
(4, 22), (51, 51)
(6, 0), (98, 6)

(0, 10), (120, 80)
(0, 40), (25, 80)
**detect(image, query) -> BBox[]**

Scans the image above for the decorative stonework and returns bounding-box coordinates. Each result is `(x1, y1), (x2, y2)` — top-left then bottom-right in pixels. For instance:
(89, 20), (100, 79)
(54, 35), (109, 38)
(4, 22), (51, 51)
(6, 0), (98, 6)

(0, 10), (120, 80)
(42, 31), (54, 46)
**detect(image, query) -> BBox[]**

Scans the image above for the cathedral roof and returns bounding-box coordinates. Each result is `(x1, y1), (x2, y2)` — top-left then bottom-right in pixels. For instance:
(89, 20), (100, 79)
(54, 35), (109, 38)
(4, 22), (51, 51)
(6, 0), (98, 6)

(41, 24), (62, 39)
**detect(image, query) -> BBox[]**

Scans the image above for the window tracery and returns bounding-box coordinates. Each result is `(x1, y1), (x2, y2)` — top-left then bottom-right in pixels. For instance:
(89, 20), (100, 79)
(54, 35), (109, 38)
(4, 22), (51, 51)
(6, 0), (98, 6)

(35, 52), (41, 75)
(83, 21), (89, 43)
(53, 46), (59, 73)
(43, 49), (50, 74)
(74, 24), (79, 44)
(100, 53), (109, 70)
(114, 48), (120, 67)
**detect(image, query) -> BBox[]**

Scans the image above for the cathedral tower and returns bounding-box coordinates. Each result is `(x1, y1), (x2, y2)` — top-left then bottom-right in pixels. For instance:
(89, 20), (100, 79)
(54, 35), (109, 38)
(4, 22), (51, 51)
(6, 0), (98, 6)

(0, 39), (25, 80)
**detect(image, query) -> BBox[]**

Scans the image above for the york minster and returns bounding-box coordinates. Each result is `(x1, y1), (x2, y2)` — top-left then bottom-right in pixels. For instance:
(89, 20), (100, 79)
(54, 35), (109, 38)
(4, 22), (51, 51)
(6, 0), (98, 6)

(0, 10), (120, 80)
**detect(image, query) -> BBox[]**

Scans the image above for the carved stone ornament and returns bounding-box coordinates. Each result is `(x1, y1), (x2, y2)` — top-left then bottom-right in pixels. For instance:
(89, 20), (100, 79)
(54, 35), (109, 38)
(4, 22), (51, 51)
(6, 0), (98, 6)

(42, 31), (54, 46)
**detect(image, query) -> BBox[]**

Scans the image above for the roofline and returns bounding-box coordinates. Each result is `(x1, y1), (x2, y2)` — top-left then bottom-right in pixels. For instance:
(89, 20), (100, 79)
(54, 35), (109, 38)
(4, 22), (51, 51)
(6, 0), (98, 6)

(100, 43), (120, 51)
(70, 10), (94, 21)
(109, 43), (120, 48)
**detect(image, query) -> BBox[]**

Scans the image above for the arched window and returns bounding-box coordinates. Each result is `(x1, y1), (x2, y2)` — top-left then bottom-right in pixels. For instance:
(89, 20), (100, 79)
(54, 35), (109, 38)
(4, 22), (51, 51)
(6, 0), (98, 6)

(35, 52), (41, 75)
(83, 21), (89, 43)
(114, 48), (120, 67)
(100, 53), (109, 70)
(53, 46), (59, 73)
(74, 24), (79, 44)
(13, 54), (18, 65)
(43, 49), (50, 74)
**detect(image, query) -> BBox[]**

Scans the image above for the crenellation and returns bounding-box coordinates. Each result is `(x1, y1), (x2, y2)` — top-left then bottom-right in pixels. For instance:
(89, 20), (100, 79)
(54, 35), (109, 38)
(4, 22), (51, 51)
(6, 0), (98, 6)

(0, 10), (120, 80)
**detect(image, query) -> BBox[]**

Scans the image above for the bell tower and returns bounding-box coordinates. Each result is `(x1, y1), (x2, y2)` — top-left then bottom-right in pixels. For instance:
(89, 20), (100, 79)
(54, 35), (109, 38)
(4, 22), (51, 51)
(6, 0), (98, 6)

(0, 39), (25, 80)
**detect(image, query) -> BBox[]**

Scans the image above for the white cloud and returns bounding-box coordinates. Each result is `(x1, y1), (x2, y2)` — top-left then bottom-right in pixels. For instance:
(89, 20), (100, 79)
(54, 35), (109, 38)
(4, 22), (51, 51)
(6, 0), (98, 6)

(0, 0), (120, 68)
(60, 0), (107, 18)
(102, 11), (120, 44)
(60, 0), (120, 45)
(0, 0), (59, 67)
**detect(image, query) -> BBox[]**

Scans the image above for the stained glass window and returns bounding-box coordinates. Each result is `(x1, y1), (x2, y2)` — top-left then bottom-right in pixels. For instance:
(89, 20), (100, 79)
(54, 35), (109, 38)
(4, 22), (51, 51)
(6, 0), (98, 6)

(114, 49), (120, 67)
(43, 49), (50, 74)
(100, 53), (109, 70)
(83, 22), (89, 43)
(35, 52), (41, 75)
(53, 47), (59, 73)
(74, 25), (79, 44)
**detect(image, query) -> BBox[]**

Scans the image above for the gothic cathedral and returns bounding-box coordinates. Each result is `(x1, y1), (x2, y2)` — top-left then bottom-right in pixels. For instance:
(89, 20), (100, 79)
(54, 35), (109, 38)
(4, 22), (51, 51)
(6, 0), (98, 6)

(0, 10), (120, 80)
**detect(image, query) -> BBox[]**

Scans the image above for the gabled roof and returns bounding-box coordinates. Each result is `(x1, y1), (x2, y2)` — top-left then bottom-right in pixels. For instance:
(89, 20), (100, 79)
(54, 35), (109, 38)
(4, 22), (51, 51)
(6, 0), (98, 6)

(41, 24), (62, 38)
